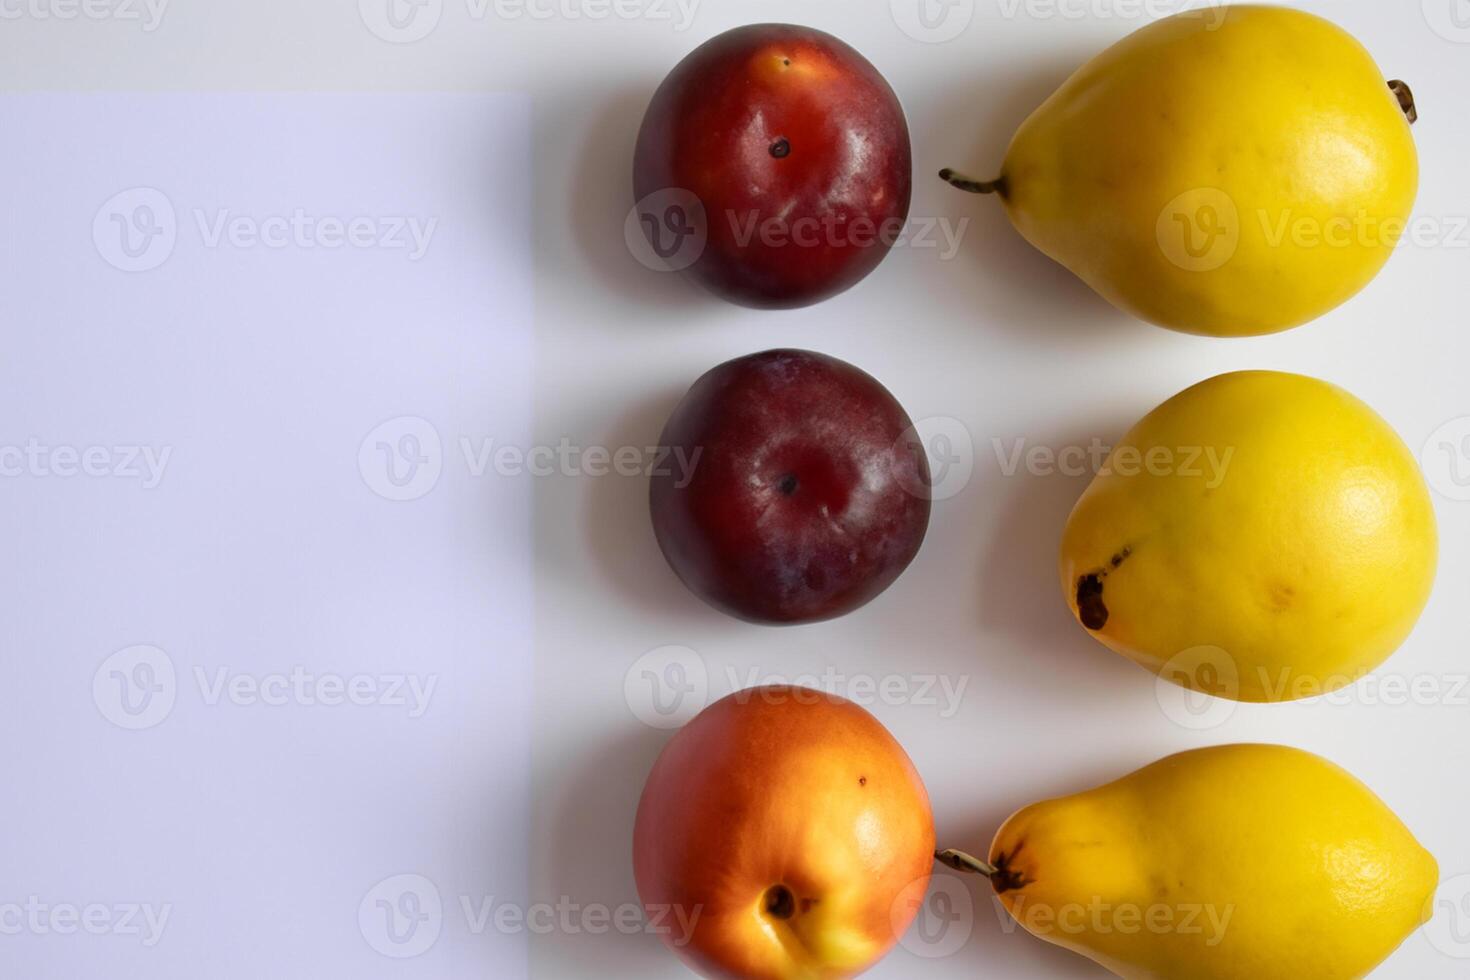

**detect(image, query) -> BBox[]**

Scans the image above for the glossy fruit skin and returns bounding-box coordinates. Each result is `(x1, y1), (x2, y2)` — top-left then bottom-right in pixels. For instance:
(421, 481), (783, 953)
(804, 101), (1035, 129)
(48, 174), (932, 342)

(651, 349), (930, 625)
(1060, 371), (1437, 702)
(989, 5), (1417, 336)
(634, 687), (936, 980)
(634, 24), (912, 309)
(988, 744), (1439, 979)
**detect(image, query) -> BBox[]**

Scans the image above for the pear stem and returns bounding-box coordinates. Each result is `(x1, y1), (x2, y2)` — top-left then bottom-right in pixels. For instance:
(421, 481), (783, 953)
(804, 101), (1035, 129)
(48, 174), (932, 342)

(1388, 80), (1417, 124)
(938, 169), (1007, 196)
(935, 848), (999, 878)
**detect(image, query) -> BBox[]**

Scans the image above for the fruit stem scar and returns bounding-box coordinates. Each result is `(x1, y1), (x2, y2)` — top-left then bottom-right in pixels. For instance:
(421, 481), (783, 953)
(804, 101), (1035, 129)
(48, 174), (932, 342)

(1075, 546), (1130, 630)
(777, 473), (799, 495)
(938, 168), (1007, 197)
(764, 885), (796, 920)
(770, 137), (792, 159)
(1076, 574), (1109, 630)
(1388, 80), (1417, 124)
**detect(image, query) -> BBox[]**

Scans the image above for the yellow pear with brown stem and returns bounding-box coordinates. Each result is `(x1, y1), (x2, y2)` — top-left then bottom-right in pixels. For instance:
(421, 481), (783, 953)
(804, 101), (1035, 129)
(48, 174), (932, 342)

(941, 5), (1419, 336)
(940, 744), (1439, 979)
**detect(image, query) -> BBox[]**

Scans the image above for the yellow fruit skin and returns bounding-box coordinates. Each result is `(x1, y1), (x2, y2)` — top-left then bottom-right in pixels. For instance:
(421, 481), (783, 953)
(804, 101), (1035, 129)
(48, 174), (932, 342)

(997, 5), (1418, 336)
(1060, 371), (1436, 703)
(989, 744), (1439, 979)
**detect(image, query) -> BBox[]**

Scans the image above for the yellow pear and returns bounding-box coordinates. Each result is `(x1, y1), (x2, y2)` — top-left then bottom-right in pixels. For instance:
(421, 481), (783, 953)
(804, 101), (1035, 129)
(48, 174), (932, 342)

(1059, 371), (1436, 703)
(952, 745), (1439, 979)
(941, 5), (1419, 336)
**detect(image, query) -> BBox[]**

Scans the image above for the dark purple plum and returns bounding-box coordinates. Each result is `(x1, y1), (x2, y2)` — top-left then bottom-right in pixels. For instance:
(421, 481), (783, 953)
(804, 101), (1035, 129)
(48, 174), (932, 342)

(650, 349), (930, 624)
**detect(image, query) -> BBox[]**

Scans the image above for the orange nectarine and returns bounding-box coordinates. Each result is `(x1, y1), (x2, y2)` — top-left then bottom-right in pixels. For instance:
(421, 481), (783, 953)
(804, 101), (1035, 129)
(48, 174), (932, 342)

(633, 686), (935, 978)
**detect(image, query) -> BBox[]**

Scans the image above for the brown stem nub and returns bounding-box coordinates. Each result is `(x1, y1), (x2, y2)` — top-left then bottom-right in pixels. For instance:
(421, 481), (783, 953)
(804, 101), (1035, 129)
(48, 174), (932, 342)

(1389, 80), (1417, 124)
(939, 168), (1007, 196)
(938, 848), (1028, 894)
(936, 848), (999, 878)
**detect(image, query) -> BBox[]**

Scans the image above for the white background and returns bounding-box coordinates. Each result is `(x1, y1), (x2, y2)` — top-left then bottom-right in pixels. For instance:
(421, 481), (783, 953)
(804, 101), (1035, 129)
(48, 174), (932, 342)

(3, 1), (1469, 978)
